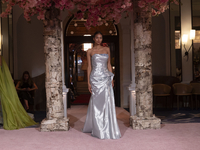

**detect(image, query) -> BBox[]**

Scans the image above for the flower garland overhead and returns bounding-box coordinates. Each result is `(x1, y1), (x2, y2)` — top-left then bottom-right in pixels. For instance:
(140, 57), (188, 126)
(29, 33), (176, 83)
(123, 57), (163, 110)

(138, 0), (179, 16)
(1, 0), (178, 29)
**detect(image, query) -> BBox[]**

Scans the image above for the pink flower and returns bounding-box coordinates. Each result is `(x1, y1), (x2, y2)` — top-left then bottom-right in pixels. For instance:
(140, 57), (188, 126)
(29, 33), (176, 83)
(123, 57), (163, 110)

(160, 0), (169, 3)
(91, 0), (98, 5)
(0, 0), (178, 29)
(121, 4), (126, 9)
(28, 0), (37, 8)
(152, 9), (157, 16)
(138, 1), (146, 8)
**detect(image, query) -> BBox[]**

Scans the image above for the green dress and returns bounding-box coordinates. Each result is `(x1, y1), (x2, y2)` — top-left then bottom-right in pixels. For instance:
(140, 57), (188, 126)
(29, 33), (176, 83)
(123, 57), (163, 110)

(0, 97), (2, 124)
(0, 56), (37, 130)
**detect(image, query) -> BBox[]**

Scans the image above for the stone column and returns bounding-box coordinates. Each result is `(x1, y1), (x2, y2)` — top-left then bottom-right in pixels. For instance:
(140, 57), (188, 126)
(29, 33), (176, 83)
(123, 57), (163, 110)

(130, 2), (161, 130)
(40, 7), (69, 131)
(128, 11), (136, 116)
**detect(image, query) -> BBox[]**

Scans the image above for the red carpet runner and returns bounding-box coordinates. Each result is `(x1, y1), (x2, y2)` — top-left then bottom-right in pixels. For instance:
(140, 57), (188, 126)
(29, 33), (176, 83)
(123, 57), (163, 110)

(72, 94), (91, 105)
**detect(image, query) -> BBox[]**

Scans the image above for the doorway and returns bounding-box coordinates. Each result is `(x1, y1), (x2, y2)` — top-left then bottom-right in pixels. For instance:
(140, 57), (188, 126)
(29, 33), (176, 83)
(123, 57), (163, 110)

(64, 18), (120, 107)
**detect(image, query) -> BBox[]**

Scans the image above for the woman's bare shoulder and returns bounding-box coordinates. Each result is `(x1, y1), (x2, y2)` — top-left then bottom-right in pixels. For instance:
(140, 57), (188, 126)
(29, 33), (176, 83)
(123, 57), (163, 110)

(87, 48), (92, 52)
(103, 46), (110, 53)
(87, 49), (92, 55)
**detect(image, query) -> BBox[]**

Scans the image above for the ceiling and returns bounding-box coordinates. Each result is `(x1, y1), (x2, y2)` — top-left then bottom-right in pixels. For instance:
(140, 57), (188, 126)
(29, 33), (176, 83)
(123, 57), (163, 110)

(66, 20), (117, 36)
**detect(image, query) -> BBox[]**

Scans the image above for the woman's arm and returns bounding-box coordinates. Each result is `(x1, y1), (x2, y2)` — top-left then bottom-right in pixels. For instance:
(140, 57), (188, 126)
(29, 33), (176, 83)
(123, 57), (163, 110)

(107, 47), (113, 73)
(28, 82), (38, 91)
(87, 49), (92, 93)
(107, 47), (114, 87)
(16, 81), (25, 91)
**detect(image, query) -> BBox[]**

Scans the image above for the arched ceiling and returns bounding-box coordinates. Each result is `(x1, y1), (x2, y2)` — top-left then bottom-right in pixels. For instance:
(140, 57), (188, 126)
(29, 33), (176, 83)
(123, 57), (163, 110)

(66, 19), (117, 36)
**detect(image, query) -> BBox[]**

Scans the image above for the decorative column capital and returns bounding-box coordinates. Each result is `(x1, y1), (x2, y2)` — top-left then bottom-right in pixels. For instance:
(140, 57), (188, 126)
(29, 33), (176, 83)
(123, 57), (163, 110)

(62, 85), (69, 94)
(128, 82), (136, 90)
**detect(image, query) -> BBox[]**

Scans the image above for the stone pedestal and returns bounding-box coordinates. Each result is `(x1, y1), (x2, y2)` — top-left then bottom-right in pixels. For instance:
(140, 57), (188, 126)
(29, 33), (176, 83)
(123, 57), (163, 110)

(40, 118), (69, 131)
(130, 1), (161, 130)
(130, 115), (161, 130)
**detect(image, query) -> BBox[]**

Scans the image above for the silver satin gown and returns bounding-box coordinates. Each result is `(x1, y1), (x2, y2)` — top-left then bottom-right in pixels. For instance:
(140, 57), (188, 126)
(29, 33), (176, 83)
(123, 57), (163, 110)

(82, 53), (121, 139)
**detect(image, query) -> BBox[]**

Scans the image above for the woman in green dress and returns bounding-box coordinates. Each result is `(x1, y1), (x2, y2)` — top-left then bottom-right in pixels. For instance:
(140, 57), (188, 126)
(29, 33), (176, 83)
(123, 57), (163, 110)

(0, 56), (3, 126)
(0, 93), (2, 126)
(0, 56), (37, 130)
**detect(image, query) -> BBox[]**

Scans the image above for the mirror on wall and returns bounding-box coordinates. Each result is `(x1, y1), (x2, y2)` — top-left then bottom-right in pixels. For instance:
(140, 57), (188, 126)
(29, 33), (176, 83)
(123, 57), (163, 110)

(192, 0), (200, 81)
(170, 0), (181, 81)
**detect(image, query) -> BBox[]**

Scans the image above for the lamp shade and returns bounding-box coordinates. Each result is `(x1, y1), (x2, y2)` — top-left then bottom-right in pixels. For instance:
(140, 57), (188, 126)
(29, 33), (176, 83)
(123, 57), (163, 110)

(83, 43), (92, 51)
(84, 34), (91, 36)
(182, 34), (188, 44)
(190, 30), (196, 40)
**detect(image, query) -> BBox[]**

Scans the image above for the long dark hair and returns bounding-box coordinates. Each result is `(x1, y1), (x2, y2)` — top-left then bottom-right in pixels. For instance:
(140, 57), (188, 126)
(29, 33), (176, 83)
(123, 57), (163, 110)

(93, 31), (103, 38)
(20, 71), (33, 86)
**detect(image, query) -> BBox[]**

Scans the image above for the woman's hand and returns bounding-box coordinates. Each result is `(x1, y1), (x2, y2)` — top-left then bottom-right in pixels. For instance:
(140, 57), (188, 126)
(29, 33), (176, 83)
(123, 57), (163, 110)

(88, 83), (92, 93)
(22, 88), (26, 91)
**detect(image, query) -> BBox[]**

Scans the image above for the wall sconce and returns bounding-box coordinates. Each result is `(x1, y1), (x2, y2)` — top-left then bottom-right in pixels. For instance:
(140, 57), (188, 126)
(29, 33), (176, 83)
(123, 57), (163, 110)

(182, 30), (196, 61)
(83, 43), (92, 51)
(190, 30), (196, 40)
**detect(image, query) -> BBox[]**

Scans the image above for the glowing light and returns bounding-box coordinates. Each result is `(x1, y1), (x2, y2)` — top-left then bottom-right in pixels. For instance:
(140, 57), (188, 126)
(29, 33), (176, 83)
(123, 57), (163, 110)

(83, 43), (92, 51)
(74, 23), (77, 27)
(190, 30), (196, 40)
(182, 34), (188, 44)
(84, 34), (91, 36)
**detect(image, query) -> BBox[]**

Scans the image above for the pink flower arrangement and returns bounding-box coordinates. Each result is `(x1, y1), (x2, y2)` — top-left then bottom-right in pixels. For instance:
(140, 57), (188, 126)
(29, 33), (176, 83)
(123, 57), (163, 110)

(1, 0), (177, 28)
(138, 0), (179, 16)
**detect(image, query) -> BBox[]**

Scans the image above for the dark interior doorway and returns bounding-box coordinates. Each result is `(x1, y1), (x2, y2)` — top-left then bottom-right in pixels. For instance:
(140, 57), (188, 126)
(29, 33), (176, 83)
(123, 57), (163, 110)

(64, 18), (120, 108)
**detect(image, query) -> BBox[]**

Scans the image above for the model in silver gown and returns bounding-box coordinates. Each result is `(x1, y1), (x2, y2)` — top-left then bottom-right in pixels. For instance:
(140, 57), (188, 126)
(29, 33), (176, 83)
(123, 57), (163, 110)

(82, 53), (121, 139)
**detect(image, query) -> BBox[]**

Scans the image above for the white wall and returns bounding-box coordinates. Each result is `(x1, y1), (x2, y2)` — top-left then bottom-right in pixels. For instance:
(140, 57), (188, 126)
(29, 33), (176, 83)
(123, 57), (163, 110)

(181, 0), (193, 83)
(13, 5), (23, 79)
(152, 10), (170, 76)
(118, 15), (131, 108)
(13, 6), (44, 79)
